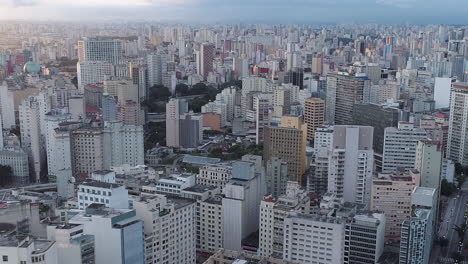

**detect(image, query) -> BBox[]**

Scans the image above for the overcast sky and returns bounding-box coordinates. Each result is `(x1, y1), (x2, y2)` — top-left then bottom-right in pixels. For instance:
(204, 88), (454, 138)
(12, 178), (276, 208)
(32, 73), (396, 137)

(1, 0), (467, 24)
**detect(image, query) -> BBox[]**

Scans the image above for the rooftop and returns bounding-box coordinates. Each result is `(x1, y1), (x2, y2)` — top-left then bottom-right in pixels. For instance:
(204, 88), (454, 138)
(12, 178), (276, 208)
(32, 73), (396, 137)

(79, 181), (121, 189)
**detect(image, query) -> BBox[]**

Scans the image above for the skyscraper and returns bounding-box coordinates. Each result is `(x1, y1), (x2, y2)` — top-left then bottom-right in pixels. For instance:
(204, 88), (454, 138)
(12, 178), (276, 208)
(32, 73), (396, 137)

(327, 125), (374, 204)
(382, 122), (427, 173)
(199, 43), (215, 80)
(325, 73), (370, 125)
(77, 38), (122, 64)
(263, 116), (307, 184)
(166, 98), (188, 148)
(147, 52), (167, 87)
(447, 82), (468, 165)
(303, 97), (325, 143)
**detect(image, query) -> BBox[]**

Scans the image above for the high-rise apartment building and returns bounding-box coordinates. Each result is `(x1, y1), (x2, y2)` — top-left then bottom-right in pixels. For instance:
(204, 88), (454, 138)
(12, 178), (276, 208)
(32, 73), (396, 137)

(303, 97), (325, 143)
(263, 116), (307, 184)
(415, 140), (443, 190)
(147, 52), (168, 87)
(382, 122), (427, 173)
(118, 100), (144, 126)
(447, 82), (468, 165)
(134, 195), (196, 264)
(259, 182), (310, 258)
(77, 61), (114, 93)
(255, 94), (272, 144)
(199, 43), (215, 80)
(69, 205), (144, 264)
(325, 73), (370, 125)
(327, 125), (374, 204)
(370, 169), (420, 240)
(71, 127), (105, 176)
(399, 187), (436, 264)
(166, 98), (188, 148)
(265, 157), (288, 198)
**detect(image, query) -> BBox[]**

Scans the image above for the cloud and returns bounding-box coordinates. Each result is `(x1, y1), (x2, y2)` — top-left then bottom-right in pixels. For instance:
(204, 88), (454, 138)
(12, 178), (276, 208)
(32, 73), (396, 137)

(376, 0), (418, 8)
(10, 0), (39, 7)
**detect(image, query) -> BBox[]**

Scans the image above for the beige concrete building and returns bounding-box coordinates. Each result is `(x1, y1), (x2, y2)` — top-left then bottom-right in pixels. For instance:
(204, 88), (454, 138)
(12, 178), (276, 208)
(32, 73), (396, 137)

(304, 97), (325, 143)
(263, 116), (307, 184)
(118, 100), (144, 126)
(370, 169), (420, 240)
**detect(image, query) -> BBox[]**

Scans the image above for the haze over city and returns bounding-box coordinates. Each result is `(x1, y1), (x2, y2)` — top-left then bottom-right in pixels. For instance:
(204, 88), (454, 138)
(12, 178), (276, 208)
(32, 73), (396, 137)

(1, 0), (468, 23)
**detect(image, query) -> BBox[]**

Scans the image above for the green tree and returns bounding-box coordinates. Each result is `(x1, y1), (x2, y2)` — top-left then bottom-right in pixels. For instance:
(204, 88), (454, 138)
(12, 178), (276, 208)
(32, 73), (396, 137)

(441, 179), (458, 196)
(148, 85), (172, 101)
(453, 223), (467, 242)
(175, 83), (189, 96)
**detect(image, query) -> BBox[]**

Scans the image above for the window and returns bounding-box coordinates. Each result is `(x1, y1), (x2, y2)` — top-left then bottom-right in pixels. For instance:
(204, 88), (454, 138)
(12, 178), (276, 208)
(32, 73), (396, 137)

(2, 256), (8, 261)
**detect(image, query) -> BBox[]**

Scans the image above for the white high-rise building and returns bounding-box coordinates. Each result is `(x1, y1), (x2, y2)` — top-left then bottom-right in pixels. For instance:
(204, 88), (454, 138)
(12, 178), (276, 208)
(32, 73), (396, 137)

(447, 82), (468, 165)
(45, 109), (71, 178)
(77, 61), (114, 93)
(69, 206), (144, 264)
(46, 223), (95, 264)
(259, 182), (310, 258)
(19, 94), (50, 182)
(0, 83), (15, 129)
(197, 163), (233, 191)
(415, 140), (443, 190)
(222, 161), (265, 251)
(166, 98), (188, 148)
(382, 122), (427, 173)
(327, 125), (374, 205)
(134, 195), (196, 264)
(78, 38), (122, 64)
(103, 120), (144, 168)
(77, 181), (129, 210)
(147, 52), (168, 87)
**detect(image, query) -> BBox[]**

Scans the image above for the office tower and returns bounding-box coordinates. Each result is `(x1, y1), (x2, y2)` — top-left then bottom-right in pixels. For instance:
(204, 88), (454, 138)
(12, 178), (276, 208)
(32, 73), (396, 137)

(147, 52), (167, 87)
(71, 127), (104, 176)
(382, 122), (427, 173)
(128, 62), (148, 101)
(259, 182), (310, 258)
(118, 100), (144, 126)
(77, 61), (114, 93)
(0, 148), (29, 185)
(447, 83), (468, 165)
(44, 110), (71, 178)
(102, 94), (118, 121)
(304, 97), (325, 143)
(255, 94), (272, 144)
(166, 98), (188, 147)
(46, 223), (95, 264)
(0, 83), (15, 129)
(222, 161), (265, 251)
(452, 55), (465, 81)
(48, 122), (80, 180)
(263, 116), (307, 184)
(399, 187), (436, 264)
(326, 126), (374, 204)
(199, 43), (215, 80)
(134, 195), (196, 264)
(103, 120), (144, 168)
(344, 213), (386, 264)
(371, 169), (420, 240)
(216, 87), (237, 122)
(181, 185), (223, 254)
(77, 38), (122, 64)
(77, 181), (129, 209)
(19, 95), (50, 182)
(352, 103), (402, 154)
(197, 163), (232, 191)
(69, 205), (144, 264)
(415, 140), (443, 190)
(325, 73), (370, 125)
(265, 157), (288, 198)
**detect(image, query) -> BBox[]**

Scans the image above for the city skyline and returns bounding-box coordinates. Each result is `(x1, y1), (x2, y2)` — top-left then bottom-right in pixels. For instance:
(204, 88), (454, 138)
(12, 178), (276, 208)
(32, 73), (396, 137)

(1, 0), (468, 24)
